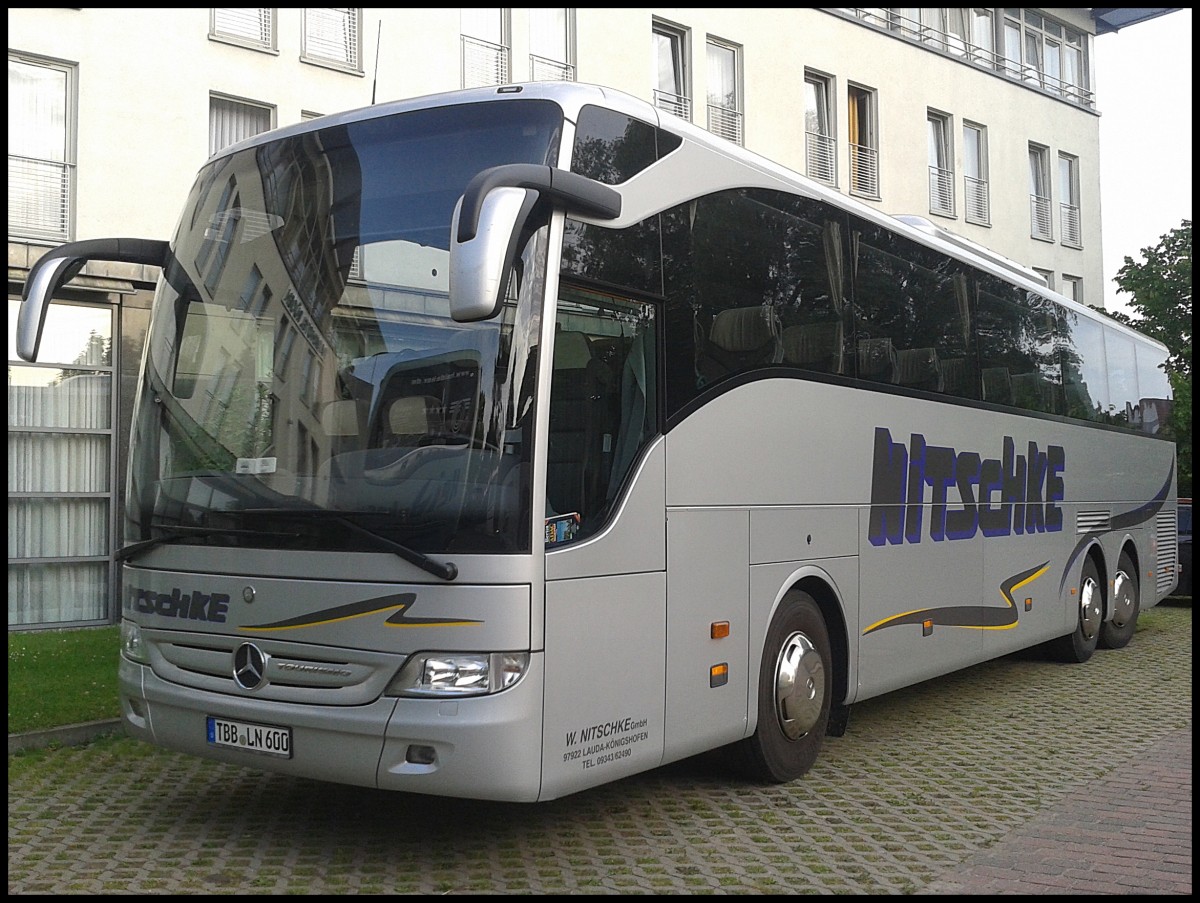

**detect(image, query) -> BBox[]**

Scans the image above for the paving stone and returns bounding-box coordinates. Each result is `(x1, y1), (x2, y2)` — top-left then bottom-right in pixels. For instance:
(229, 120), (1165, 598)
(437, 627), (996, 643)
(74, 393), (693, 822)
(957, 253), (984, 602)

(8, 603), (1191, 895)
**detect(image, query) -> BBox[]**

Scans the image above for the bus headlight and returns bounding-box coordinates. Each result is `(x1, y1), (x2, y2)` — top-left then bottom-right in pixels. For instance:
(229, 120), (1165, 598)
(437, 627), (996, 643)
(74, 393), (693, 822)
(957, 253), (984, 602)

(120, 619), (149, 664)
(386, 651), (529, 697)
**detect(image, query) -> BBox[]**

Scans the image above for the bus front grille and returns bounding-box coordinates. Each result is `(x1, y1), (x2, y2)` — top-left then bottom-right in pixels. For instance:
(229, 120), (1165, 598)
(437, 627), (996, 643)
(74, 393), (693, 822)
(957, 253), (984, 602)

(141, 628), (402, 705)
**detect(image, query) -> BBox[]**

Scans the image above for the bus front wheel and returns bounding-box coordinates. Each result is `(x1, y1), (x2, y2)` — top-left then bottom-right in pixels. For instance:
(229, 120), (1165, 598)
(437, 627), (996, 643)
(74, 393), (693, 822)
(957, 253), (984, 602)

(735, 590), (832, 783)
(1048, 556), (1103, 663)
(1099, 551), (1139, 650)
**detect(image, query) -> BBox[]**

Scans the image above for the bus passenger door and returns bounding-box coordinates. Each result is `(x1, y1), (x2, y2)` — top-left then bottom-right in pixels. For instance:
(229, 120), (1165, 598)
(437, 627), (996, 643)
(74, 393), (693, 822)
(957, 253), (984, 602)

(539, 287), (668, 800)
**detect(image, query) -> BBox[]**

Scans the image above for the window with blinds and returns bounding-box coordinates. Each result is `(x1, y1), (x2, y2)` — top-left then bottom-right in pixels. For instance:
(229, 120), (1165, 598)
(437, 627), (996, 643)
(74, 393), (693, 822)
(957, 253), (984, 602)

(211, 7), (275, 50)
(8, 54), (75, 242)
(209, 95), (273, 157)
(302, 7), (361, 71)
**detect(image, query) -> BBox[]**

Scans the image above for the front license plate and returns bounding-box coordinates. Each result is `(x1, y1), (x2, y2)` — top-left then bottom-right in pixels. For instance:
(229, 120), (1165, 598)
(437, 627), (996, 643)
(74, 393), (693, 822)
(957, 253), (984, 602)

(206, 715), (292, 759)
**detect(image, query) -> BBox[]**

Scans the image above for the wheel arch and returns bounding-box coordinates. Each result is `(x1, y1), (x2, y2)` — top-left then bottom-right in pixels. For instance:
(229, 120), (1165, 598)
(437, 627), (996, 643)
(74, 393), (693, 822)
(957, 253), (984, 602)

(788, 573), (850, 714)
(1117, 536), (1141, 584)
(1086, 541), (1109, 601)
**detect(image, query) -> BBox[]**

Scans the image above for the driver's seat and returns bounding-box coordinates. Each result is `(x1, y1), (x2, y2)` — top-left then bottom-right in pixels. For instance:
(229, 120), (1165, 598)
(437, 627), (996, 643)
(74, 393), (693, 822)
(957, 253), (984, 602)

(386, 396), (432, 446)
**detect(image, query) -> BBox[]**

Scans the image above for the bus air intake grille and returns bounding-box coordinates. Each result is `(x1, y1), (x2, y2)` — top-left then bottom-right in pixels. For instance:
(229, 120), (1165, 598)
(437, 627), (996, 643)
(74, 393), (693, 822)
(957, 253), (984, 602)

(1076, 510), (1110, 534)
(1155, 511), (1178, 594)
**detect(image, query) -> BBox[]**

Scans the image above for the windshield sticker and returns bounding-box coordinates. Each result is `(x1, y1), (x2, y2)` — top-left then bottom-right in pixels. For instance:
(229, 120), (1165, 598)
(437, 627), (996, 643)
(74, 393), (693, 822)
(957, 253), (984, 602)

(545, 513), (580, 545)
(235, 456), (277, 475)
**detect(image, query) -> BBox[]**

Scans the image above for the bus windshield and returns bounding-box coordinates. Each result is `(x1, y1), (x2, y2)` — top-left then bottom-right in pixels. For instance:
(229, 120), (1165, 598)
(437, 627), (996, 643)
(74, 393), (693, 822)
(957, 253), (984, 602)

(125, 99), (564, 558)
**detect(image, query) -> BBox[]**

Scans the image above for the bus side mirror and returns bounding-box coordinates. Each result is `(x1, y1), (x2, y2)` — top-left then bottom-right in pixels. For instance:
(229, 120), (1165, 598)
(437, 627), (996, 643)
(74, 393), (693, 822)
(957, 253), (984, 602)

(448, 164), (621, 322)
(448, 186), (539, 322)
(17, 238), (168, 361)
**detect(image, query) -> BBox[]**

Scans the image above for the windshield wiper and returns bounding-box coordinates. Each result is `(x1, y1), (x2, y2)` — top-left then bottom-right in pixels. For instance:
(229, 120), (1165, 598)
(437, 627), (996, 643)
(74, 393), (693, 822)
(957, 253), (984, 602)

(116, 525), (295, 562)
(240, 508), (458, 581)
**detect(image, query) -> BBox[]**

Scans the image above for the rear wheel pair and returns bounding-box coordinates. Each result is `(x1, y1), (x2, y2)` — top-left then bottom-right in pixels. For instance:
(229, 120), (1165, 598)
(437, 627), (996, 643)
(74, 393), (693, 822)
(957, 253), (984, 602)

(1049, 551), (1139, 663)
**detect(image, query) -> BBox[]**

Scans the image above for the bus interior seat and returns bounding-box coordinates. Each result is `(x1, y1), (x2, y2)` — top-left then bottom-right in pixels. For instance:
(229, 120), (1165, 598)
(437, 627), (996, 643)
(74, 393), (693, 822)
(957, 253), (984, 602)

(895, 347), (942, 391)
(981, 366), (1012, 404)
(1010, 371), (1056, 412)
(696, 305), (782, 384)
(782, 321), (843, 373)
(856, 337), (897, 383)
(939, 357), (967, 395)
(385, 396), (432, 446)
(547, 331), (612, 519)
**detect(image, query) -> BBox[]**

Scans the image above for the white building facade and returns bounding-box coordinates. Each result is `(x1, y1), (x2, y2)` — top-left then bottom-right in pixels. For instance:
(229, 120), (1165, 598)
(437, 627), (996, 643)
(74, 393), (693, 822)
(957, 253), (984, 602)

(6, 7), (1173, 627)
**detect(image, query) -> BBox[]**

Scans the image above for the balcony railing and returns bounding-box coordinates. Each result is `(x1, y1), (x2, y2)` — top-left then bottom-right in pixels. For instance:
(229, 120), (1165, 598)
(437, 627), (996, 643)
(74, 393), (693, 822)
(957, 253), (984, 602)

(707, 103), (743, 146)
(653, 89), (692, 121)
(840, 8), (1095, 109)
(928, 165), (955, 216)
(461, 35), (509, 88)
(849, 143), (879, 197)
(1060, 202), (1081, 247)
(964, 175), (990, 225)
(8, 154), (73, 241)
(1030, 194), (1053, 240)
(530, 54), (574, 82)
(805, 131), (836, 184)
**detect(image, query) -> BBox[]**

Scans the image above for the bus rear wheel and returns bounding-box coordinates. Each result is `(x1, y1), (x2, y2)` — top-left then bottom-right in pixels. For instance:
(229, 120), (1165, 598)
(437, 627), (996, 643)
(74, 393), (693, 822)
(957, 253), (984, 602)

(1099, 551), (1139, 649)
(1048, 556), (1103, 663)
(735, 590), (832, 783)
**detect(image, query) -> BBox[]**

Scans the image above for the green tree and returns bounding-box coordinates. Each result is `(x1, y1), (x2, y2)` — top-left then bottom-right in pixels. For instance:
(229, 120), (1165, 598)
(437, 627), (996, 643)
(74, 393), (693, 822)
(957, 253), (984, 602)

(1100, 219), (1192, 495)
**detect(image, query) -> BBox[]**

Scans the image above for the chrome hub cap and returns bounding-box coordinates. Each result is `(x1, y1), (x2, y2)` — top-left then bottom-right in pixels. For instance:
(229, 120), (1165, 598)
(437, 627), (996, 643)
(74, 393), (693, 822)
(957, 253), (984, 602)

(1111, 570), (1135, 628)
(774, 631), (825, 740)
(1079, 575), (1103, 639)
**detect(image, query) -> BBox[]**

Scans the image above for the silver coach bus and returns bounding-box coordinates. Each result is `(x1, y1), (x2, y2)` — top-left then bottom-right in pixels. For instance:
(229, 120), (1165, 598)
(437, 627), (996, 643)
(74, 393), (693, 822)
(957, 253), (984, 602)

(17, 83), (1178, 801)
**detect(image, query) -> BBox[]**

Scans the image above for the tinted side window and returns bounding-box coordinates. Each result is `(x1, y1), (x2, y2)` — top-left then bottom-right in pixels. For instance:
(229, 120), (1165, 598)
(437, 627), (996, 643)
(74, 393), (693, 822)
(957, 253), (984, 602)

(660, 189), (847, 416)
(561, 216), (661, 296)
(1104, 330), (1139, 427)
(1134, 342), (1172, 435)
(850, 221), (972, 397)
(1059, 310), (1108, 421)
(975, 277), (1065, 414)
(571, 105), (680, 184)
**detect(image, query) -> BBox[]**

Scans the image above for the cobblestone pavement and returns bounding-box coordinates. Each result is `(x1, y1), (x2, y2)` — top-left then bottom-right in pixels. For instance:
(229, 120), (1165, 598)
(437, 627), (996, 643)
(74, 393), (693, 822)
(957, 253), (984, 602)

(9, 602), (1190, 895)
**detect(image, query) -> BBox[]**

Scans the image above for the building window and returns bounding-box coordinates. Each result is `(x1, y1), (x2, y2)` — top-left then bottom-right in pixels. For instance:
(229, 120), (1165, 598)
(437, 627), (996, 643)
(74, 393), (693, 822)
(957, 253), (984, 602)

(1062, 274), (1082, 304)
(804, 70), (836, 185)
(529, 8), (574, 81)
(209, 94), (273, 156)
(1028, 143), (1052, 241)
(963, 121), (989, 225)
(210, 7), (275, 51)
(8, 54), (76, 242)
(705, 37), (742, 145)
(927, 109), (954, 217)
(461, 8), (510, 88)
(652, 19), (691, 120)
(848, 83), (878, 198)
(1002, 9), (1089, 104)
(1058, 153), (1081, 248)
(302, 7), (362, 72)
(968, 8), (995, 65)
(1033, 267), (1055, 291)
(846, 8), (1090, 107)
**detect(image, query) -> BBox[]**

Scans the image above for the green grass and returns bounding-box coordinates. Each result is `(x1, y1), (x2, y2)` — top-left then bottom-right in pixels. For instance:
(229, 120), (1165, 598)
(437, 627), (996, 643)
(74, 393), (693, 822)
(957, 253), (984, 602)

(8, 626), (121, 734)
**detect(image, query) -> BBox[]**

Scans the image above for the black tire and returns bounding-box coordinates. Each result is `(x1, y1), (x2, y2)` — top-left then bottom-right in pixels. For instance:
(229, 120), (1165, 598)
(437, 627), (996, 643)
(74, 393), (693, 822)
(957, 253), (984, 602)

(1099, 550), (1139, 649)
(1047, 555), (1103, 663)
(734, 590), (832, 783)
